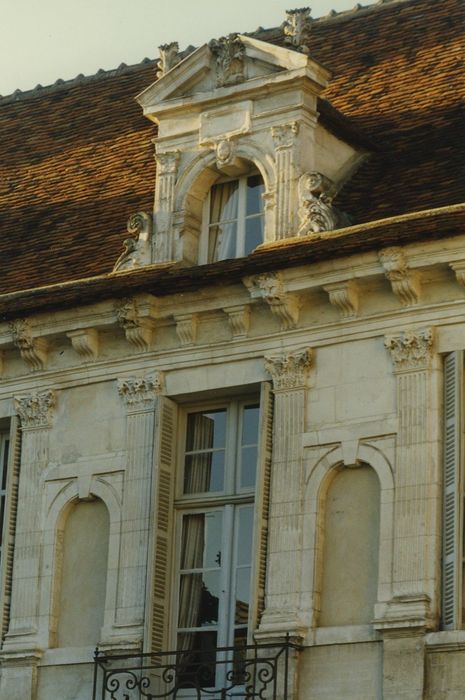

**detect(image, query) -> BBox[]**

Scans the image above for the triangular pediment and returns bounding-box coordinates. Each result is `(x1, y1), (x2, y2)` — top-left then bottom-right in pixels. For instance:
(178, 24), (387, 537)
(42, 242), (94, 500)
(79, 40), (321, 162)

(136, 35), (315, 113)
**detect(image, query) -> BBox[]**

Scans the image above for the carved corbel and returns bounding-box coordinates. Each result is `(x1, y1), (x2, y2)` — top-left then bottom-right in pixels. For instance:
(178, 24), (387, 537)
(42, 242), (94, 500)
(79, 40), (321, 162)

(449, 261), (465, 290)
(223, 304), (251, 338)
(283, 7), (312, 52)
(297, 172), (350, 235)
(9, 319), (48, 371)
(66, 328), (99, 361)
(115, 298), (155, 351)
(323, 280), (359, 318)
(379, 247), (421, 306)
(243, 272), (301, 330)
(384, 328), (434, 372)
(113, 212), (153, 272)
(156, 42), (180, 79)
(174, 313), (198, 346)
(208, 34), (245, 87)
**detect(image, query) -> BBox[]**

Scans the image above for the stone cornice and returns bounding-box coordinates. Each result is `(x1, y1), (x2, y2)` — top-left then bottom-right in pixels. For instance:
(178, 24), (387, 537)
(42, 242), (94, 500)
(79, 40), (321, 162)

(384, 328), (434, 372)
(14, 390), (56, 429)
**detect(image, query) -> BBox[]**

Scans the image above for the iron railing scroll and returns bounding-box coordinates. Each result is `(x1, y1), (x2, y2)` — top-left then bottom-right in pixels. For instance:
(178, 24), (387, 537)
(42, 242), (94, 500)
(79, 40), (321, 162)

(92, 637), (299, 700)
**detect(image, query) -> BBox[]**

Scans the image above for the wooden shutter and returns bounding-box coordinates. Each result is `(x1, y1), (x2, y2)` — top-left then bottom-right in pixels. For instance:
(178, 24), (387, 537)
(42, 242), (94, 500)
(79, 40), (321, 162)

(149, 396), (178, 652)
(249, 382), (273, 637)
(0, 417), (21, 641)
(442, 351), (463, 629)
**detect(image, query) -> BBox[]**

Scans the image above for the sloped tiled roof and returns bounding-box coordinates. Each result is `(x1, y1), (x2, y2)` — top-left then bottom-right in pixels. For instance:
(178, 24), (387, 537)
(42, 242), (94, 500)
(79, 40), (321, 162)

(0, 0), (463, 296)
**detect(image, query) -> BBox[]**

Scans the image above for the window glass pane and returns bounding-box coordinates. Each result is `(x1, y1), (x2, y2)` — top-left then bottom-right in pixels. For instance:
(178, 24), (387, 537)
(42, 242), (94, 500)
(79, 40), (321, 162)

(240, 406), (259, 490)
(184, 452), (225, 494)
(246, 175), (264, 215)
(237, 506), (254, 566)
(181, 512), (223, 570)
(186, 410), (226, 451)
(178, 572), (220, 628)
(241, 405), (259, 445)
(176, 631), (218, 688)
(240, 447), (257, 489)
(235, 567), (251, 624)
(210, 180), (239, 224)
(1, 440), (9, 491)
(244, 215), (264, 256)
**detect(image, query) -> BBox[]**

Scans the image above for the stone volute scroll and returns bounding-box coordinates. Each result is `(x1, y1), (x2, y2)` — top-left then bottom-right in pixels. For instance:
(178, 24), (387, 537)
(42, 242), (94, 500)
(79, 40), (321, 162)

(208, 34), (246, 88)
(283, 7), (312, 52)
(113, 212), (153, 272)
(297, 172), (350, 235)
(379, 247), (421, 306)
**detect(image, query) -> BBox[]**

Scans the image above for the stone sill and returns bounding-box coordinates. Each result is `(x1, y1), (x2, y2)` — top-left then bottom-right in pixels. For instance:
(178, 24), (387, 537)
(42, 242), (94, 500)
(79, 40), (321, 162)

(426, 630), (465, 652)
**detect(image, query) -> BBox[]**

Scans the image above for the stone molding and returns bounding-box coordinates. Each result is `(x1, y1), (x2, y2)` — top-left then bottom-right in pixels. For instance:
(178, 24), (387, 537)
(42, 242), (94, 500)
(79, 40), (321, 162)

(67, 328), (99, 360)
(374, 594), (432, 634)
(297, 172), (348, 235)
(9, 319), (48, 371)
(14, 390), (56, 429)
(115, 298), (155, 351)
(174, 313), (198, 346)
(156, 42), (181, 79)
(283, 7), (312, 51)
(244, 272), (301, 330)
(208, 34), (245, 87)
(323, 280), (359, 318)
(117, 374), (164, 410)
(265, 347), (313, 390)
(223, 304), (251, 338)
(379, 247), (421, 306)
(271, 121), (299, 150)
(384, 328), (434, 372)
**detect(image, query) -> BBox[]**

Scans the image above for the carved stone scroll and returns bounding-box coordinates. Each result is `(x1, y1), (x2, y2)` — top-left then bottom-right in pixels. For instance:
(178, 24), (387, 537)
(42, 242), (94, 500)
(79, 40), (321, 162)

(244, 272), (300, 330)
(283, 7), (312, 51)
(208, 34), (245, 88)
(67, 328), (99, 360)
(113, 212), (153, 272)
(10, 319), (48, 371)
(323, 280), (359, 318)
(379, 247), (421, 306)
(116, 298), (155, 351)
(223, 304), (251, 338)
(297, 172), (349, 235)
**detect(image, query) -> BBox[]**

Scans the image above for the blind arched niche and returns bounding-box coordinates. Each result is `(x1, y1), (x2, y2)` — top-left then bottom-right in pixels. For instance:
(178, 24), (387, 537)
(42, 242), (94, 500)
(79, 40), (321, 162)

(319, 464), (380, 627)
(56, 498), (109, 647)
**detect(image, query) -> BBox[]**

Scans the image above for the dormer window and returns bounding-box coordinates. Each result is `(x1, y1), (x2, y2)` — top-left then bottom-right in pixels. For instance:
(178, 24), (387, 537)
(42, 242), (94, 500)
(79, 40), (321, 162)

(206, 174), (264, 262)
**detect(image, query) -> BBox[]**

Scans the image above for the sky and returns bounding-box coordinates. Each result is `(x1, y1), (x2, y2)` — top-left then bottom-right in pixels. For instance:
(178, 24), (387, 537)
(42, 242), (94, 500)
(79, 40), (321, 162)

(2, 0), (378, 97)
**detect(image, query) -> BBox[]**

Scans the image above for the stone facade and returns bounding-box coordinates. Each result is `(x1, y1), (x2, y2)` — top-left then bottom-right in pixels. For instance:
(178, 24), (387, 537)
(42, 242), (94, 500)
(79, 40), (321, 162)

(0, 1), (464, 699)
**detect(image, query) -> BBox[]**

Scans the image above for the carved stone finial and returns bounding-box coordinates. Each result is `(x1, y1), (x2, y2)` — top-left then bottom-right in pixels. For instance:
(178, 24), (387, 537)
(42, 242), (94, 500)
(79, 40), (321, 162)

(323, 280), (359, 318)
(115, 298), (154, 351)
(284, 7), (312, 51)
(156, 42), (180, 79)
(15, 390), (56, 429)
(271, 122), (299, 150)
(244, 272), (301, 330)
(117, 374), (164, 410)
(384, 329), (434, 372)
(297, 172), (350, 235)
(10, 319), (48, 371)
(265, 348), (313, 390)
(209, 34), (245, 88)
(113, 212), (153, 272)
(379, 247), (421, 306)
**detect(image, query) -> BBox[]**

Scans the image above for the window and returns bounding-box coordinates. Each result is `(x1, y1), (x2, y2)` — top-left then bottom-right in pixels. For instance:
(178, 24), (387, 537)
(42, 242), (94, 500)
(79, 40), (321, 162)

(0, 419), (20, 642)
(205, 174), (265, 262)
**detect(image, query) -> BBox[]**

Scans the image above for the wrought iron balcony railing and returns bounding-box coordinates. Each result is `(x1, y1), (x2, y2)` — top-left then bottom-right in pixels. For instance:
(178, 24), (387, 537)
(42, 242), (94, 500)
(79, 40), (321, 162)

(92, 638), (298, 700)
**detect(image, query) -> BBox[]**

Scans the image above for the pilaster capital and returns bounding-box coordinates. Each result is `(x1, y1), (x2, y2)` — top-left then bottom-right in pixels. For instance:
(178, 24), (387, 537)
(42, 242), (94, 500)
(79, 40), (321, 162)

(154, 149), (180, 175)
(384, 328), (434, 372)
(271, 121), (299, 150)
(14, 390), (56, 429)
(117, 373), (164, 411)
(265, 348), (313, 391)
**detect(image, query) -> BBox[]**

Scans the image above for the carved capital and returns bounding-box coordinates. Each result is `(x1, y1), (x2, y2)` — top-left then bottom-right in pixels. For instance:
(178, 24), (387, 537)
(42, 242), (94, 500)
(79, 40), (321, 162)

(297, 172), (349, 235)
(271, 122), (299, 150)
(15, 390), (56, 429)
(244, 272), (300, 330)
(209, 34), (245, 88)
(115, 298), (154, 351)
(384, 329), (434, 372)
(223, 304), (251, 338)
(265, 348), (313, 390)
(118, 374), (164, 410)
(9, 319), (48, 371)
(156, 42), (180, 79)
(154, 150), (180, 176)
(379, 247), (421, 306)
(283, 7), (312, 50)
(323, 280), (359, 318)
(174, 313), (198, 346)
(67, 328), (99, 361)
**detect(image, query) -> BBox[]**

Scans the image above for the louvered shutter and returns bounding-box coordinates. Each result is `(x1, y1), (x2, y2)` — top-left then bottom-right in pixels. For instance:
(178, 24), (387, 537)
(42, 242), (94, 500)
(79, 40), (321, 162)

(249, 382), (273, 637)
(150, 396), (178, 652)
(442, 352), (463, 629)
(0, 417), (21, 641)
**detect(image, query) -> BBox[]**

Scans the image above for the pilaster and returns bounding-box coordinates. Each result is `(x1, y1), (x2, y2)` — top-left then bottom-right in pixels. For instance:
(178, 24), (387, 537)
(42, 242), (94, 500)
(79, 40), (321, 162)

(153, 149), (180, 261)
(112, 373), (164, 645)
(271, 122), (300, 239)
(258, 348), (313, 640)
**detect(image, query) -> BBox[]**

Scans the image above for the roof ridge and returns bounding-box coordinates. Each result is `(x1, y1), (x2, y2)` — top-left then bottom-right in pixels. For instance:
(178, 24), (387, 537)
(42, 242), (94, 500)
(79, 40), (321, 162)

(312, 0), (418, 24)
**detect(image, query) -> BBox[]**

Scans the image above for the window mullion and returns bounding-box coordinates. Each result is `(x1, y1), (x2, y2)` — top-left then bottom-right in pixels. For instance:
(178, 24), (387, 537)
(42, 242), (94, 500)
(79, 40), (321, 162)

(237, 177), (247, 257)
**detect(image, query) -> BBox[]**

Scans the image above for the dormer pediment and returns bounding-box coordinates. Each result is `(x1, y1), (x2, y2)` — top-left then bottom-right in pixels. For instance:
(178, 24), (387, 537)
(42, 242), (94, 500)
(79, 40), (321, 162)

(136, 35), (331, 120)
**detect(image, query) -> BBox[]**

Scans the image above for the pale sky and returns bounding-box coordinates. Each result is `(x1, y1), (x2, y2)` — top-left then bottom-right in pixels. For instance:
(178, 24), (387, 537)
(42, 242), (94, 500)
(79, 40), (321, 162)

(2, 0), (378, 97)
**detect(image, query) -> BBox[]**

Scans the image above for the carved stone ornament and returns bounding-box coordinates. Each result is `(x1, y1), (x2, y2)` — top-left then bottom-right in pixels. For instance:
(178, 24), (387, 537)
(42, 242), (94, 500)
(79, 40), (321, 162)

(379, 247), (421, 306)
(15, 390), (56, 429)
(297, 172), (350, 235)
(66, 328), (99, 360)
(156, 42), (180, 79)
(174, 313), (198, 346)
(223, 304), (251, 338)
(155, 150), (180, 176)
(265, 348), (313, 390)
(449, 261), (465, 289)
(113, 212), (153, 272)
(323, 280), (359, 318)
(283, 7), (312, 51)
(117, 374), (164, 409)
(215, 139), (235, 168)
(384, 329), (434, 372)
(115, 298), (154, 351)
(9, 319), (48, 371)
(271, 122), (299, 150)
(208, 34), (245, 88)
(244, 272), (300, 330)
